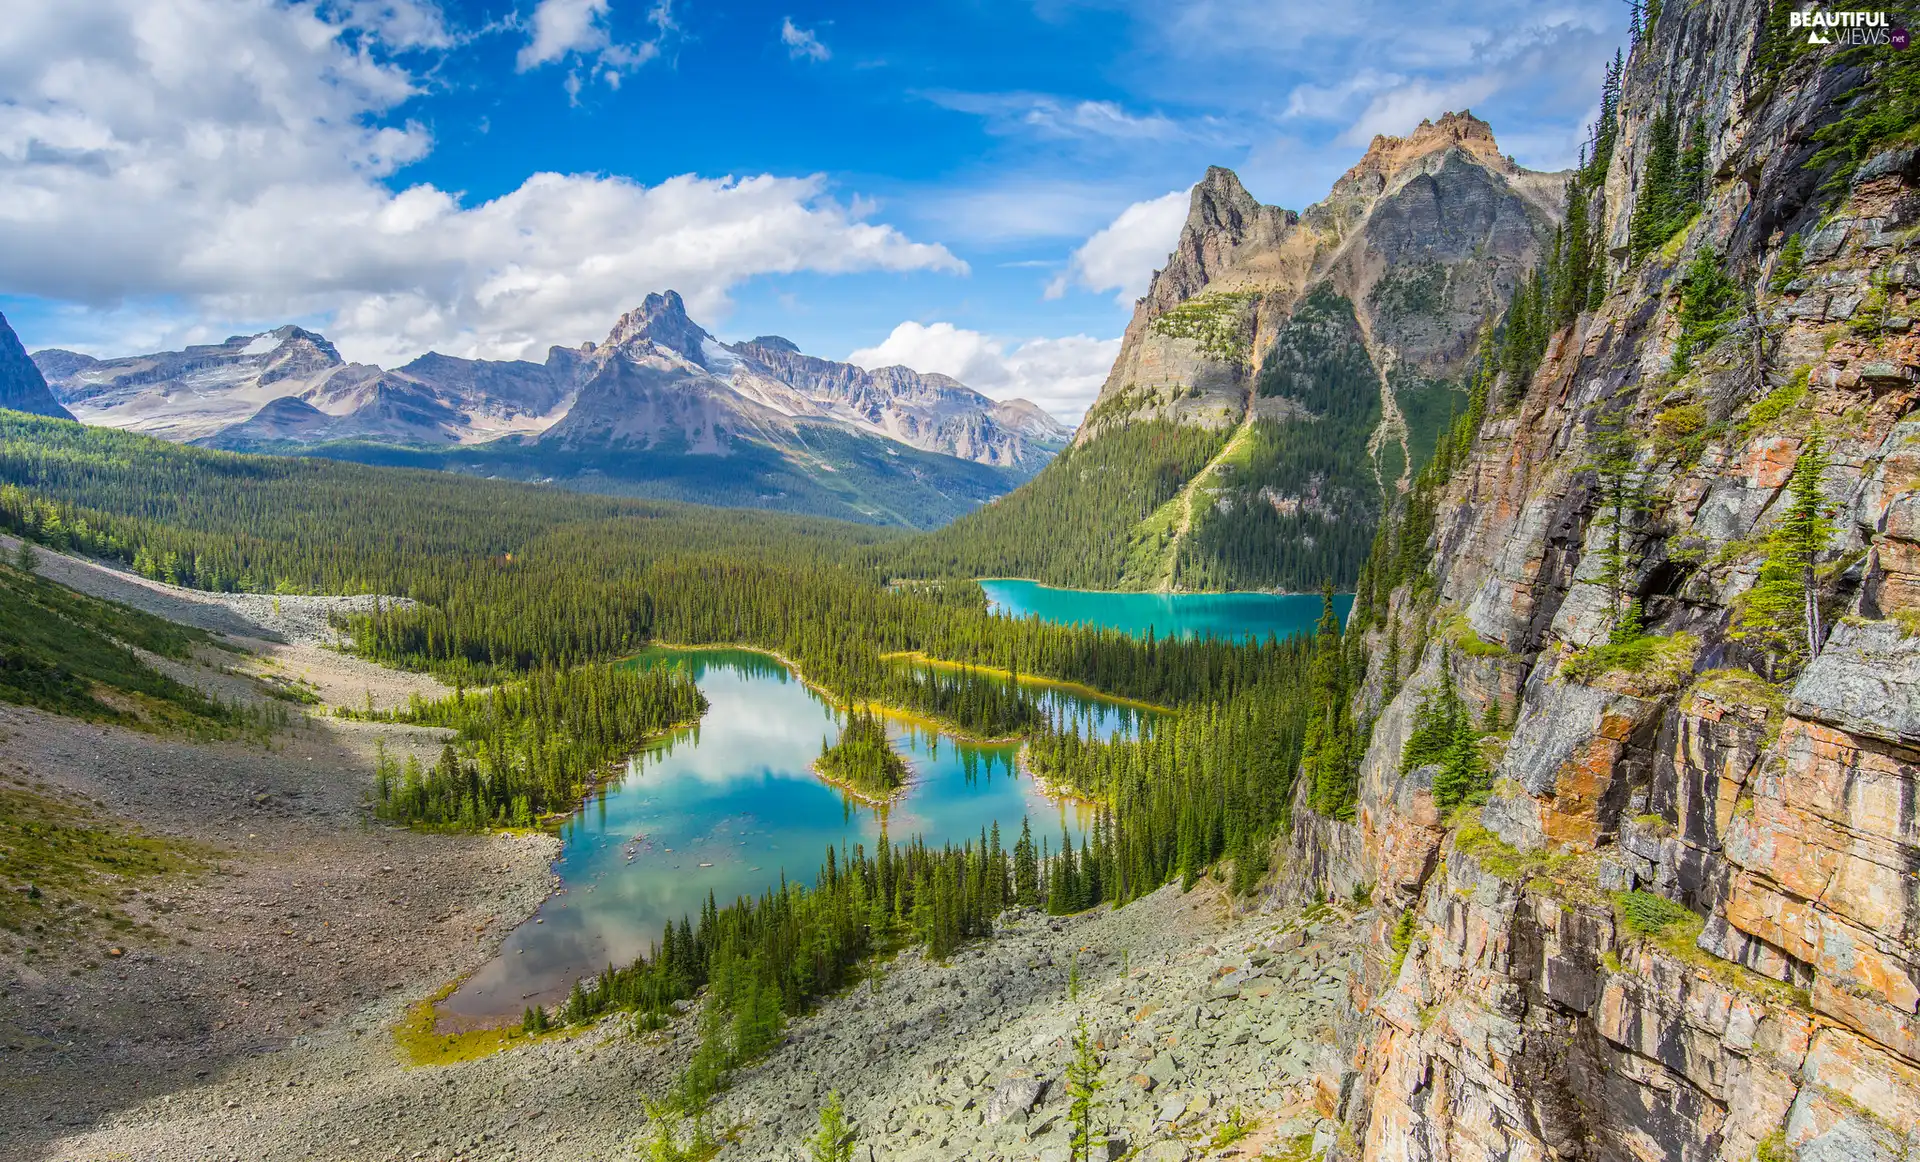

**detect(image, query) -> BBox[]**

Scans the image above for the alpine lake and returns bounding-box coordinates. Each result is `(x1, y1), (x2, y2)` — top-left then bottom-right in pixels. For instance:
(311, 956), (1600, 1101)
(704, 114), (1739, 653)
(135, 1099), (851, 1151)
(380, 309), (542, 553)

(442, 582), (1346, 1022)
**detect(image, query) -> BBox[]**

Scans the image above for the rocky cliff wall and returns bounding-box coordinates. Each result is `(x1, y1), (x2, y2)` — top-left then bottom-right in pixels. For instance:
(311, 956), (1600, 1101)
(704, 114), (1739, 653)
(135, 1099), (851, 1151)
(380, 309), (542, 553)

(1280, 2), (1920, 1159)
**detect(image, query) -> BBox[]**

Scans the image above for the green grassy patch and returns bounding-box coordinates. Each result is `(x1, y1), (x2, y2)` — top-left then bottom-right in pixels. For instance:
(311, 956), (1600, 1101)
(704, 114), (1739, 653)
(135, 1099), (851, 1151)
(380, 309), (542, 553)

(393, 978), (574, 1066)
(1687, 667), (1785, 714)
(0, 779), (214, 941)
(1444, 613), (1509, 659)
(1562, 632), (1699, 692)
(0, 561), (248, 732)
(1738, 368), (1810, 440)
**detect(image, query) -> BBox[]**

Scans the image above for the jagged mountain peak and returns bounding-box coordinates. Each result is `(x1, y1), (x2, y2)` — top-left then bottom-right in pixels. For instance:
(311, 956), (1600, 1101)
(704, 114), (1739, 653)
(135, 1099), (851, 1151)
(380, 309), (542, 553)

(602, 290), (712, 365)
(1340, 109), (1513, 191)
(1184, 166), (1285, 235)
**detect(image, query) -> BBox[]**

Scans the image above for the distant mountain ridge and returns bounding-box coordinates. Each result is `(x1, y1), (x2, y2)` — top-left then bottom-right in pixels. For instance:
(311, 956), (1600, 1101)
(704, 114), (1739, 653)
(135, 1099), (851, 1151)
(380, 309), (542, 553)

(31, 293), (1068, 469)
(27, 294), (1071, 528)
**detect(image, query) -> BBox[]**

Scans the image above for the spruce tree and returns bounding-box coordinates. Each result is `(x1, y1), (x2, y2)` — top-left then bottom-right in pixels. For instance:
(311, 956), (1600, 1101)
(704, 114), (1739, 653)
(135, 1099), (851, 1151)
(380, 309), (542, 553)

(1066, 1017), (1105, 1162)
(809, 1091), (856, 1162)
(1735, 431), (1835, 674)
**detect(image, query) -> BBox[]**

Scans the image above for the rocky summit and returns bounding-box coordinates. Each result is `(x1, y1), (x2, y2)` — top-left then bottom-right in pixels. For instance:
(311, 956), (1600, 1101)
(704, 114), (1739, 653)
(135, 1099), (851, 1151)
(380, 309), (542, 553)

(0, 310), (75, 421)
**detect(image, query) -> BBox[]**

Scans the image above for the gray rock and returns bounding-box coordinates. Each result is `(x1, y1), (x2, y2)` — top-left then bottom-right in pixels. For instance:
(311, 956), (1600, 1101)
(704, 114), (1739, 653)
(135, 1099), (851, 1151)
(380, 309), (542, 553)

(1137, 1141), (1191, 1162)
(984, 1077), (1048, 1125)
(1788, 619), (1920, 748)
(1807, 219), (1852, 261)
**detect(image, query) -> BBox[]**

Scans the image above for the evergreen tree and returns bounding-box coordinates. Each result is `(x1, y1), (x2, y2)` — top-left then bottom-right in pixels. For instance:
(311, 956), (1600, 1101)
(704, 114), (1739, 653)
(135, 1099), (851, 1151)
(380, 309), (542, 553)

(1734, 431), (1835, 674)
(1066, 1017), (1105, 1162)
(808, 1090), (856, 1162)
(1013, 817), (1039, 906)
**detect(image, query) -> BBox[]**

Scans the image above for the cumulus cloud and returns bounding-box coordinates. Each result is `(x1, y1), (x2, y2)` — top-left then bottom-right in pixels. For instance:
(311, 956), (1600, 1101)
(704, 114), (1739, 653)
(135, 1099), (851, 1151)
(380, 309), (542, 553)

(1045, 189), (1190, 305)
(850, 322), (1118, 423)
(780, 17), (829, 62)
(0, 0), (964, 366)
(516, 0), (670, 89)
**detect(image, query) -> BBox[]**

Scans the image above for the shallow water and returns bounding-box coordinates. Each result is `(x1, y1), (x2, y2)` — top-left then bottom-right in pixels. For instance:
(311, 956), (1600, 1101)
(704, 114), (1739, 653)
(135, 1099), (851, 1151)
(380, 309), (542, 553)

(441, 647), (1144, 1020)
(978, 578), (1353, 642)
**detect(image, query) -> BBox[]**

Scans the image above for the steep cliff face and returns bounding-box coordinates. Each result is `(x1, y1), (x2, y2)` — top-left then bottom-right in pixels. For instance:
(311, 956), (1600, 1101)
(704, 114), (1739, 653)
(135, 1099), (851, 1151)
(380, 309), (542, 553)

(1282, 4), (1920, 1160)
(1082, 115), (1563, 447)
(0, 311), (73, 421)
(1054, 115), (1567, 591)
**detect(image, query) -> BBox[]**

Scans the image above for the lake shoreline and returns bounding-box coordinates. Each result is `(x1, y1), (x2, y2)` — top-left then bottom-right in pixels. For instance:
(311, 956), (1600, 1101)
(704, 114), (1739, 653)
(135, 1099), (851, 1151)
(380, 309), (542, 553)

(878, 650), (1173, 715)
(640, 641), (1032, 745)
(972, 574), (1329, 598)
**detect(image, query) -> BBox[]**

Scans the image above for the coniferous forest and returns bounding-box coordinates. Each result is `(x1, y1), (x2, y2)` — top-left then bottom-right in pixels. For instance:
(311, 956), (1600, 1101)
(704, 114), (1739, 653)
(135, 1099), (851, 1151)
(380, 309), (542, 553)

(0, 127), (1592, 1111)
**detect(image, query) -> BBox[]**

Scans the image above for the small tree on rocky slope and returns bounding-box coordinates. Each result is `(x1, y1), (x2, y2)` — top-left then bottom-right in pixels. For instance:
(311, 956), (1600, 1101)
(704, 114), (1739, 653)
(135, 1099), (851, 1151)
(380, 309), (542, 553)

(1734, 431), (1835, 677)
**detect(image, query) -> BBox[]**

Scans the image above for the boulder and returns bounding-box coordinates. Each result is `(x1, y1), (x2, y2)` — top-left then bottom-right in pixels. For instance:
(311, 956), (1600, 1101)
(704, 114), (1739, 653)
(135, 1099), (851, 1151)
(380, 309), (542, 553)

(983, 1077), (1047, 1125)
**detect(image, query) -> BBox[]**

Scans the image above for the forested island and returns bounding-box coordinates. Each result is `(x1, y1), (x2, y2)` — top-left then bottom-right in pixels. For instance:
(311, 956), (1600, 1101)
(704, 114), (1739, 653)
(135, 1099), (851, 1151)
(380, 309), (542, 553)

(812, 707), (911, 803)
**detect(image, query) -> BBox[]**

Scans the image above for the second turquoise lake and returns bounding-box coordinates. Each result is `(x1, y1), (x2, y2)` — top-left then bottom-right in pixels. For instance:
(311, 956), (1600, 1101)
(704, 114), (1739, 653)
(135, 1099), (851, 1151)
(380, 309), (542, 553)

(978, 578), (1351, 641)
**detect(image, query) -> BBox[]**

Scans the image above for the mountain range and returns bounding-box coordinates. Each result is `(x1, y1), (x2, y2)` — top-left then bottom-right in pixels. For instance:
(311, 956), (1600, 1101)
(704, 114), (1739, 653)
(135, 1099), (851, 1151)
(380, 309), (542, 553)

(25, 292), (1069, 528)
(900, 111), (1568, 592)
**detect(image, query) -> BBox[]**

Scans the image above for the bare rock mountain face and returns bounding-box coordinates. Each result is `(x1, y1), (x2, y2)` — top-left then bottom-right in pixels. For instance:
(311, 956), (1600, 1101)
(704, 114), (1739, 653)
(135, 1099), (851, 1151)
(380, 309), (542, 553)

(29, 292), (1065, 526)
(936, 113), (1568, 593)
(535, 291), (1068, 465)
(0, 311), (73, 421)
(1278, 3), (1920, 1160)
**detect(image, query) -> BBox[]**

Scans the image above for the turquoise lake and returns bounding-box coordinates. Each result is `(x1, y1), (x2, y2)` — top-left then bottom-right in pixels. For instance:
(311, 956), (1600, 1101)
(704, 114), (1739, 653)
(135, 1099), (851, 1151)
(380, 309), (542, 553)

(978, 578), (1352, 641)
(442, 647), (1145, 1021)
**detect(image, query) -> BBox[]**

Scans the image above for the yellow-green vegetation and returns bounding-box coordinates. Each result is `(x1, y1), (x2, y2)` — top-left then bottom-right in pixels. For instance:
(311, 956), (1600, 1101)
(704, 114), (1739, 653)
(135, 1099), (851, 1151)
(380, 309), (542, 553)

(393, 979), (571, 1066)
(1121, 411), (1261, 590)
(1738, 367), (1810, 439)
(1610, 889), (1808, 1008)
(1207, 1107), (1258, 1150)
(1688, 667), (1785, 715)
(1148, 290), (1262, 365)
(1654, 401), (1709, 458)
(1268, 1133), (1318, 1162)
(1755, 1129), (1789, 1162)
(1388, 908), (1418, 977)
(0, 778), (213, 947)
(1562, 631), (1700, 692)
(1443, 613), (1509, 659)
(1453, 819), (1580, 888)
(0, 558), (276, 737)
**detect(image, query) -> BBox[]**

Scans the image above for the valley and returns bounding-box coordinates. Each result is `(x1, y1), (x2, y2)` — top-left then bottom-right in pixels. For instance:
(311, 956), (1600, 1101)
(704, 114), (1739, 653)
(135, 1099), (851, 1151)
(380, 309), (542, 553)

(1, 2), (1919, 1161)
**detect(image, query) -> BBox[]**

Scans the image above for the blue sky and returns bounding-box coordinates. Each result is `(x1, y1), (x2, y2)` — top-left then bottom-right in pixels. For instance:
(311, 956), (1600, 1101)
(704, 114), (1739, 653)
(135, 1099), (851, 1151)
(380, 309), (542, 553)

(0, 0), (1626, 419)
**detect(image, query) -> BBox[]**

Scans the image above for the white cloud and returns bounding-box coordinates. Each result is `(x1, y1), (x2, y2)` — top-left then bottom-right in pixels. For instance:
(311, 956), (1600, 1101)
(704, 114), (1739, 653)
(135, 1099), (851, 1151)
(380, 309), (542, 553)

(516, 0), (669, 89)
(0, 0), (964, 366)
(780, 17), (829, 62)
(1337, 74), (1503, 146)
(850, 322), (1118, 423)
(925, 91), (1182, 141)
(1045, 189), (1190, 305)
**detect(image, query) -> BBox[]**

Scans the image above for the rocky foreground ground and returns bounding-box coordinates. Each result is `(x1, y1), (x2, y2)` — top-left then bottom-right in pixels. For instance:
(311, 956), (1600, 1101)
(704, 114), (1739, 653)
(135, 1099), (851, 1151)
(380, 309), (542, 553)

(6, 542), (1371, 1162)
(48, 878), (1365, 1162)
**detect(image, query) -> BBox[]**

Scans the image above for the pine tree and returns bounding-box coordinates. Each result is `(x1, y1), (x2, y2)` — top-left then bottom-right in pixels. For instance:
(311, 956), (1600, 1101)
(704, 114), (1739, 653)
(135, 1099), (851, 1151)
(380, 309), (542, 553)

(1734, 431), (1835, 675)
(1066, 1017), (1105, 1162)
(1013, 817), (1039, 906)
(809, 1090), (856, 1162)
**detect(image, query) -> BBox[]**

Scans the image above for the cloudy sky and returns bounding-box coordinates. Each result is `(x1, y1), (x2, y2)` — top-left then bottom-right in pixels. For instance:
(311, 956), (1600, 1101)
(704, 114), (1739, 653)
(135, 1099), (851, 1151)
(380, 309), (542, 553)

(0, 0), (1626, 421)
